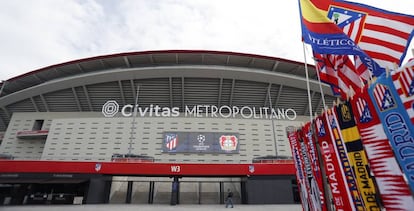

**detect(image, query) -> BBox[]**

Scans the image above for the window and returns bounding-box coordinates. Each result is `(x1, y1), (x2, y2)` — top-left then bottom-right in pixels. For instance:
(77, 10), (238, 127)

(32, 119), (44, 131)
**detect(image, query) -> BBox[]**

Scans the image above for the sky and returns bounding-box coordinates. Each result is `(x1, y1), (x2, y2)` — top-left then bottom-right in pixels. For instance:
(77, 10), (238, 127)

(1, 0), (413, 81)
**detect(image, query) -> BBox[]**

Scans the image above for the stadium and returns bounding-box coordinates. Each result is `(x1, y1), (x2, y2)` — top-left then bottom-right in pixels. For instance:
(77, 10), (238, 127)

(0, 50), (336, 206)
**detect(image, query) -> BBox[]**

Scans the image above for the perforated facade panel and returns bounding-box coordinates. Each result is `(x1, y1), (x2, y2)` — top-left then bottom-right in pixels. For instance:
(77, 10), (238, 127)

(0, 112), (304, 162)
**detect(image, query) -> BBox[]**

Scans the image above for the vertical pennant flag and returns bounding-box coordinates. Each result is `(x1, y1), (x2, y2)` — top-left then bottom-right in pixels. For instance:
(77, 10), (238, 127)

(335, 101), (381, 210)
(327, 107), (364, 210)
(392, 59), (414, 125)
(302, 122), (328, 211)
(369, 72), (414, 192)
(297, 128), (319, 211)
(287, 126), (310, 211)
(350, 85), (414, 210)
(315, 112), (354, 211)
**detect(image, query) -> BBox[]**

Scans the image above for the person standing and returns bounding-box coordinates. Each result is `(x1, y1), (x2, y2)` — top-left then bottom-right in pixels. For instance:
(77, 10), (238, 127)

(225, 189), (234, 208)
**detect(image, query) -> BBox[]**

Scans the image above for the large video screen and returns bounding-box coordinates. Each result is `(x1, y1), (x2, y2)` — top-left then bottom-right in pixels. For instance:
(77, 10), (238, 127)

(162, 132), (240, 153)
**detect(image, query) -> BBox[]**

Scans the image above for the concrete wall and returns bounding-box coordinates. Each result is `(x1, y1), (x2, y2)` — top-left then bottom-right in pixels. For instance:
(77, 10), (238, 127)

(0, 112), (305, 162)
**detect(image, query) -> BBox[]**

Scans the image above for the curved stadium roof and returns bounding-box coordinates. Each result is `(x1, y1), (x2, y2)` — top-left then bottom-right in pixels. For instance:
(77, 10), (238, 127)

(0, 50), (336, 131)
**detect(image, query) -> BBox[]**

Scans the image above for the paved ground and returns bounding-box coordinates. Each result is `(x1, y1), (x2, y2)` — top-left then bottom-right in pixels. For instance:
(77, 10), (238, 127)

(3, 204), (302, 211)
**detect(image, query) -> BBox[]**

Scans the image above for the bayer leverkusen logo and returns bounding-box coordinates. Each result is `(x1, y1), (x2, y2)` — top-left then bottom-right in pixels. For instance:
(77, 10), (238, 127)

(219, 135), (238, 151)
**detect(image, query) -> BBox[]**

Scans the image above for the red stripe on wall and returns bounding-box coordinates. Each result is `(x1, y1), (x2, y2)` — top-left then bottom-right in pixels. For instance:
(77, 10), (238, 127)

(0, 161), (295, 176)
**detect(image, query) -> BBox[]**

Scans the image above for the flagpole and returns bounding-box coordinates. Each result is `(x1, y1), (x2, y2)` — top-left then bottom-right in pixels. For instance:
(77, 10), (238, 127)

(128, 85), (140, 155)
(302, 42), (313, 123)
(267, 87), (278, 157)
(313, 59), (327, 110)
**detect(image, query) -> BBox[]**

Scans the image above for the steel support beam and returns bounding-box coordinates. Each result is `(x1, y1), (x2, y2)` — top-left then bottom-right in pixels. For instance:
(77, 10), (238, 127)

(271, 61), (280, 72)
(181, 77), (185, 110)
(274, 85), (283, 108)
(118, 81), (126, 105)
(169, 77), (173, 108)
(30, 97), (39, 112)
(229, 79), (235, 106)
(123, 56), (131, 68)
(217, 78), (223, 107)
(82, 85), (93, 111)
(264, 83), (272, 107)
(72, 87), (82, 112)
(40, 94), (49, 112)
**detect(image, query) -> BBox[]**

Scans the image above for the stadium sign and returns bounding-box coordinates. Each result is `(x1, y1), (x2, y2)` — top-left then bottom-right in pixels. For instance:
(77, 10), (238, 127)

(102, 100), (297, 120)
(163, 132), (240, 154)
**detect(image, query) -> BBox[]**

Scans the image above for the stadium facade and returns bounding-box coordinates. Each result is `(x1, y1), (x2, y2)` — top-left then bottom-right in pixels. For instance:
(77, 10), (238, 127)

(0, 50), (335, 205)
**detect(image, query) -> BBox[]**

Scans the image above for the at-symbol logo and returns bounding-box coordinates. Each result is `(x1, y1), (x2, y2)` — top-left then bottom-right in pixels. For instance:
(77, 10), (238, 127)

(102, 100), (119, 117)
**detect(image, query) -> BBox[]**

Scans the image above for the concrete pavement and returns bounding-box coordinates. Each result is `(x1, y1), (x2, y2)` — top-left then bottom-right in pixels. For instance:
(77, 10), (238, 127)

(3, 204), (302, 211)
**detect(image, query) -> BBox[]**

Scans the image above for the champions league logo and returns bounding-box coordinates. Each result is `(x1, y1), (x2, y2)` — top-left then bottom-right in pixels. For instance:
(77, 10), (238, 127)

(197, 134), (206, 145)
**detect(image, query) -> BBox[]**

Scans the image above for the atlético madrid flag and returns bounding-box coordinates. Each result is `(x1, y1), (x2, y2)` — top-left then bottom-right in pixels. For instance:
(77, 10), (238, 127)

(287, 126), (310, 211)
(327, 107), (364, 210)
(310, 0), (414, 76)
(392, 59), (414, 125)
(335, 101), (381, 210)
(301, 123), (327, 211)
(299, 0), (358, 55)
(313, 52), (366, 99)
(350, 85), (414, 210)
(314, 112), (354, 211)
(369, 71), (414, 193)
(298, 0), (382, 75)
(296, 128), (320, 211)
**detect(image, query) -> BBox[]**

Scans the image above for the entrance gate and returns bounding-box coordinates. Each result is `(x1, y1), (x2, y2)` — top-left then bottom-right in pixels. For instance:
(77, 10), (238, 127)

(109, 176), (242, 205)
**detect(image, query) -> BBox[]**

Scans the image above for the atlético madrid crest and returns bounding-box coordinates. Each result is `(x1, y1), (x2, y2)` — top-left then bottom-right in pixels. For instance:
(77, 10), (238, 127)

(219, 135), (238, 151)
(95, 163), (102, 172)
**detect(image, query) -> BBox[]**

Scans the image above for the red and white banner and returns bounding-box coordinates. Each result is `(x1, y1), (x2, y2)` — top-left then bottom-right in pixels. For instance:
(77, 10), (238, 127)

(391, 59), (414, 125)
(326, 108), (364, 210)
(287, 126), (310, 211)
(314, 113), (354, 211)
(302, 122), (327, 211)
(351, 85), (414, 210)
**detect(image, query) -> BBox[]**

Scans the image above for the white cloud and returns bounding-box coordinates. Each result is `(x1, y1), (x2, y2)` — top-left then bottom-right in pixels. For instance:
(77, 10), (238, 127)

(0, 0), (413, 80)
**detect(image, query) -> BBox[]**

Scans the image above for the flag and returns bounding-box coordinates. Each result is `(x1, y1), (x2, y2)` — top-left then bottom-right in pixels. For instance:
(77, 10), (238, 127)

(313, 51), (342, 96)
(299, 0), (383, 75)
(287, 126), (311, 211)
(296, 128), (320, 211)
(392, 59), (414, 125)
(368, 72), (414, 192)
(299, 0), (364, 55)
(350, 84), (414, 210)
(335, 101), (381, 210)
(354, 55), (371, 82)
(302, 122), (328, 211)
(313, 52), (365, 98)
(312, 0), (414, 76)
(327, 107), (364, 210)
(314, 112), (354, 211)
